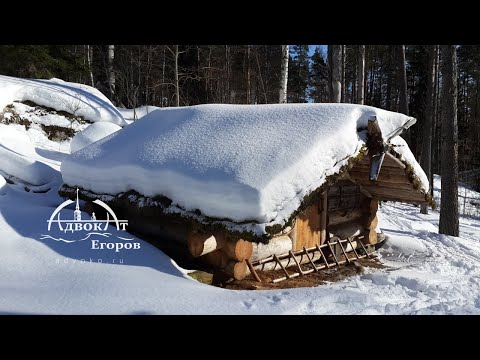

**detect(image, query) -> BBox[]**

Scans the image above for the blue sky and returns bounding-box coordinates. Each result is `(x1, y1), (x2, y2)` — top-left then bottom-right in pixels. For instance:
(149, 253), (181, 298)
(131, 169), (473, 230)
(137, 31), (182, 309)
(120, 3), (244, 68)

(309, 45), (327, 56)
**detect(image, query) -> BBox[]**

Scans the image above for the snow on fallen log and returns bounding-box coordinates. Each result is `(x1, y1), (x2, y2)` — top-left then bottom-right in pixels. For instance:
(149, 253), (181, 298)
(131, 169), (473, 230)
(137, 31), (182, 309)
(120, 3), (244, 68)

(0, 75), (126, 126)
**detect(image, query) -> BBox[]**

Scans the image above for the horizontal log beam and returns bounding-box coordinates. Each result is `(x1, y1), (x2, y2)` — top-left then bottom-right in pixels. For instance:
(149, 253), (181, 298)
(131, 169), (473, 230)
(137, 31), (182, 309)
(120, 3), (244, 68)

(354, 179), (414, 190)
(360, 184), (426, 200)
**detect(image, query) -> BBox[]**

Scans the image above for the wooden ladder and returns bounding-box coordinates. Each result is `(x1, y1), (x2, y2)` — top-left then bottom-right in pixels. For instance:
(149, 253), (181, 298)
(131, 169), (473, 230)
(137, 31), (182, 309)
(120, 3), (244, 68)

(248, 237), (376, 284)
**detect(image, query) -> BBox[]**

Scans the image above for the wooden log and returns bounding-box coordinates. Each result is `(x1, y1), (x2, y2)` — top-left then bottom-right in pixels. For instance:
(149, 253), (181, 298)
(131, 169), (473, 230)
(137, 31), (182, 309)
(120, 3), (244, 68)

(350, 168), (406, 177)
(222, 238), (253, 261)
(187, 231), (253, 261)
(320, 191), (327, 244)
(354, 179), (414, 190)
(368, 198), (379, 214)
(364, 214), (378, 230)
(250, 235), (292, 262)
(360, 229), (378, 244)
(203, 249), (229, 268)
(187, 232), (222, 257)
(374, 196), (427, 205)
(328, 208), (364, 226)
(360, 185), (426, 201)
(224, 260), (248, 280)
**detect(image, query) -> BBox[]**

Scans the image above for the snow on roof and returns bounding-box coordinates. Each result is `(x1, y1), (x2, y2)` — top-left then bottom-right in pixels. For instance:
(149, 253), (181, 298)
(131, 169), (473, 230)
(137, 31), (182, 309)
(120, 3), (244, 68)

(61, 103), (421, 234)
(0, 75), (127, 126)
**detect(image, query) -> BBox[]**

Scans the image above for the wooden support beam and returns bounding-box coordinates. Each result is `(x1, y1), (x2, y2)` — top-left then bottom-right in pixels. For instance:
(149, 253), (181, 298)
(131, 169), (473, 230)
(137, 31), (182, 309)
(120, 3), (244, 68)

(320, 190), (327, 244)
(360, 185), (426, 201)
(350, 168), (407, 177)
(354, 179), (414, 190)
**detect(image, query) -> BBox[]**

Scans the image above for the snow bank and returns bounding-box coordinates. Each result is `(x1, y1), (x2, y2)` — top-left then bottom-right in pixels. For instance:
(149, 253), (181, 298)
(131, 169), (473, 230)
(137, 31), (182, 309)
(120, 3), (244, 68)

(0, 75), (127, 126)
(61, 103), (419, 232)
(117, 105), (160, 121)
(0, 124), (56, 185)
(70, 122), (122, 153)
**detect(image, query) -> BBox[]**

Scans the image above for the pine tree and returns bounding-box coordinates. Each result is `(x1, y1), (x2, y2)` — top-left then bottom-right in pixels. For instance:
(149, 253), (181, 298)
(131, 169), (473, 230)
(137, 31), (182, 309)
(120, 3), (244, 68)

(439, 45), (459, 237)
(288, 45), (310, 103)
(309, 47), (328, 103)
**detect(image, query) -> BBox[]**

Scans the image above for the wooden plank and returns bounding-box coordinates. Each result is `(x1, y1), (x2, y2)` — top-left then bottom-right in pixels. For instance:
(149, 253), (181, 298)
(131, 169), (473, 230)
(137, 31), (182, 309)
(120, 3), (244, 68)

(360, 185), (426, 200)
(350, 168), (406, 177)
(354, 179), (414, 190)
(351, 172), (411, 184)
(293, 202), (321, 251)
(289, 250), (304, 275)
(375, 196), (427, 205)
(384, 152), (406, 169)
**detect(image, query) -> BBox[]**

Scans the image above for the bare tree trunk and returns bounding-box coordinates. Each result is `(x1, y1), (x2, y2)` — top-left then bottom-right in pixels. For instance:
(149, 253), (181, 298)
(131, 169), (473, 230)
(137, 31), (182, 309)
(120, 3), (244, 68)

(246, 45), (251, 104)
(385, 46), (393, 110)
(86, 45), (94, 87)
(225, 45), (230, 103)
(108, 45), (115, 102)
(174, 45), (179, 107)
(329, 45), (342, 103)
(341, 45), (346, 102)
(279, 45), (289, 103)
(161, 46), (166, 107)
(420, 45), (436, 214)
(439, 45), (459, 237)
(397, 45), (410, 141)
(357, 45), (365, 104)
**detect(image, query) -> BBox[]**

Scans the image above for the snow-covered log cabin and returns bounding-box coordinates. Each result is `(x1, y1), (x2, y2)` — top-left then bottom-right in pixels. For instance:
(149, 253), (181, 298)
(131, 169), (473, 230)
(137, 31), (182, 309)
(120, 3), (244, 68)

(59, 104), (433, 280)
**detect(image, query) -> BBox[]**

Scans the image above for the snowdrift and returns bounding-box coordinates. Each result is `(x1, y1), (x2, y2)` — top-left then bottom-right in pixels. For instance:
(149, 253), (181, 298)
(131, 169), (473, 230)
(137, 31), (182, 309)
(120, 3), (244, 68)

(61, 103), (425, 234)
(0, 75), (127, 126)
(0, 124), (56, 185)
(70, 122), (122, 153)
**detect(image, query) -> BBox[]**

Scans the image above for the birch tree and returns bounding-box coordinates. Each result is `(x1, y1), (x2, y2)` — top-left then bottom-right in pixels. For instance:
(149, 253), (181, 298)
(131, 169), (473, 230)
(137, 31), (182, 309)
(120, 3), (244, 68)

(329, 45), (342, 102)
(279, 45), (289, 103)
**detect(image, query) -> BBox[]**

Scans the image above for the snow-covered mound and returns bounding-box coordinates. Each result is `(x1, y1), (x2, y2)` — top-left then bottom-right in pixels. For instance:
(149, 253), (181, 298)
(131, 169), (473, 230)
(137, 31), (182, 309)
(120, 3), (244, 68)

(117, 105), (160, 121)
(61, 103), (419, 231)
(0, 124), (56, 185)
(0, 75), (127, 126)
(70, 122), (122, 153)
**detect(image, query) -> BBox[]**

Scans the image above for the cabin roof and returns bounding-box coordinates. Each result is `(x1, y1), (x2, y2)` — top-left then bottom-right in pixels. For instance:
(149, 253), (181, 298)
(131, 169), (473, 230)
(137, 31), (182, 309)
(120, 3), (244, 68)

(61, 103), (428, 236)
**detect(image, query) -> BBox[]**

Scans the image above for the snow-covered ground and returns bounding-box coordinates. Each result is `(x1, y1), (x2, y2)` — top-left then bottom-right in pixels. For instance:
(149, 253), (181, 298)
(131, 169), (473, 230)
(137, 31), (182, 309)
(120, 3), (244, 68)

(0, 77), (479, 314)
(0, 125), (479, 314)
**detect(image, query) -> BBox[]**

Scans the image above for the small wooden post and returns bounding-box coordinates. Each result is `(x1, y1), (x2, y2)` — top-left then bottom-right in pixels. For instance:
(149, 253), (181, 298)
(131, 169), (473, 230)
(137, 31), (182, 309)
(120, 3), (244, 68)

(320, 190), (327, 244)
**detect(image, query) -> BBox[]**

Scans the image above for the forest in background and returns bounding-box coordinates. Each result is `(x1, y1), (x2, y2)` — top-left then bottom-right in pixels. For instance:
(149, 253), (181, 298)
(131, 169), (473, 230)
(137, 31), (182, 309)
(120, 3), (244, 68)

(0, 44), (477, 236)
